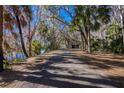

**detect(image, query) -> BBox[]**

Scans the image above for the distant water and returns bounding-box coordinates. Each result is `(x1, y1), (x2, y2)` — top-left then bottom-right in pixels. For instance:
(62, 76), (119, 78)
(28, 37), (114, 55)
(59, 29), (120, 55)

(5, 52), (25, 63)
(5, 48), (45, 63)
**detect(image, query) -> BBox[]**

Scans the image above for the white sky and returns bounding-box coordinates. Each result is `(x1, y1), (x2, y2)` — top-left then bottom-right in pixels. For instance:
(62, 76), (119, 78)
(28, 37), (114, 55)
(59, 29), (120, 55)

(0, 0), (124, 5)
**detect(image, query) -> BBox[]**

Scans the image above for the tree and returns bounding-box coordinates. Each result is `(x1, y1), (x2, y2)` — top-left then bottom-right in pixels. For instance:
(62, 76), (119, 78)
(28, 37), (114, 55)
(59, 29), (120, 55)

(109, 5), (124, 54)
(119, 6), (124, 53)
(11, 6), (29, 57)
(47, 6), (111, 53)
(23, 6), (33, 56)
(0, 5), (4, 71)
(71, 6), (111, 53)
(4, 6), (29, 57)
(23, 6), (42, 56)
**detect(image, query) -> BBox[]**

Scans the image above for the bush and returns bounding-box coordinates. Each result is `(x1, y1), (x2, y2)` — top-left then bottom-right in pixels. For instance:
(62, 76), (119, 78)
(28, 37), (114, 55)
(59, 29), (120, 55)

(32, 40), (44, 55)
(110, 36), (123, 54)
(13, 58), (22, 64)
(91, 35), (124, 54)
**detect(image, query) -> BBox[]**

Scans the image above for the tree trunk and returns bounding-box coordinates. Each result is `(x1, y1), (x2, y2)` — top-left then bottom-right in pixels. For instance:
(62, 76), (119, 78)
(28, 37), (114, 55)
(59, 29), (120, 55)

(78, 25), (88, 52)
(87, 30), (91, 53)
(122, 15), (124, 53)
(85, 27), (91, 53)
(15, 15), (29, 57)
(29, 39), (32, 56)
(0, 5), (4, 72)
(28, 20), (32, 56)
(119, 6), (124, 54)
(80, 31), (86, 51)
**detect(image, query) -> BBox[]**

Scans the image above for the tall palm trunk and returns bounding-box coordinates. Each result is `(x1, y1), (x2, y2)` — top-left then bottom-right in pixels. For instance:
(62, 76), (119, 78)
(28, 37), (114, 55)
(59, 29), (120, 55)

(0, 5), (4, 71)
(15, 15), (29, 57)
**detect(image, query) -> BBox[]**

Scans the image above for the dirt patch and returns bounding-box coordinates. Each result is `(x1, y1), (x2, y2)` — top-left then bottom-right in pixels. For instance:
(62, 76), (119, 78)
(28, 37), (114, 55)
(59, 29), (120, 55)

(76, 50), (124, 77)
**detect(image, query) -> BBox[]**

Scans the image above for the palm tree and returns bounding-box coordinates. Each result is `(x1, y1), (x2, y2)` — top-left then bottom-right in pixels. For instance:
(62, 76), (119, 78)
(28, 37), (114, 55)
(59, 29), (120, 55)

(72, 6), (111, 53)
(0, 5), (4, 71)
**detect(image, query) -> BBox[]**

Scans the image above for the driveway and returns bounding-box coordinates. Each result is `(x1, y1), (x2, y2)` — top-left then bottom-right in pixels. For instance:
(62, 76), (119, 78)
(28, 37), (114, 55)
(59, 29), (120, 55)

(0, 49), (124, 88)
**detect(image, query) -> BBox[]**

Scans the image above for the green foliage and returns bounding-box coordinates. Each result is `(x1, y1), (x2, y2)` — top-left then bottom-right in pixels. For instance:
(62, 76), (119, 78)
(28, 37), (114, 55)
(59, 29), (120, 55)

(91, 18), (123, 54)
(109, 36), (123, 54)
(91, 38), (106, 52)
(91, 35), (123, 54)
(3, 59), (20, 69)
(32, 40), (43, 55)
(13, 58), (22, 64)
(107, 21), (120, 36)
(72, 6), (111, 31)
(106, 21), (123, 54)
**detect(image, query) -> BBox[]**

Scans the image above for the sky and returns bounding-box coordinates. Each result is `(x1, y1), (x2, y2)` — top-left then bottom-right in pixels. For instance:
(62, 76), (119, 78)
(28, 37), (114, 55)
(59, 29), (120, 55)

(59, 5), (74, 23)
(59, 7), (72, 23)
(29, 5), (74, 28)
